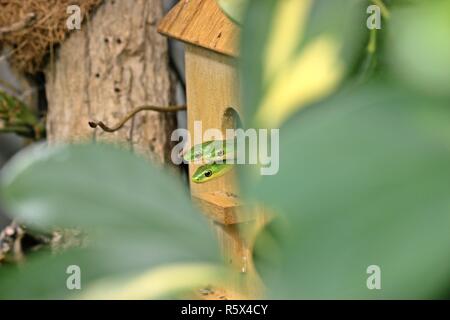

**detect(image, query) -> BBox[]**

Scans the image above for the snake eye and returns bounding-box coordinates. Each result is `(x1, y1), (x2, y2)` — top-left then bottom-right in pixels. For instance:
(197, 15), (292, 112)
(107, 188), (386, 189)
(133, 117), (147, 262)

(194, 152), (202, 159)
(204, 170), (212, 178)
(217, 150), (224, 156)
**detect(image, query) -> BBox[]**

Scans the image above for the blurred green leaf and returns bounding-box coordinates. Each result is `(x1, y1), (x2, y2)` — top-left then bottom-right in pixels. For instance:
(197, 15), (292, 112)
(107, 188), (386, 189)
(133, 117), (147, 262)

(240, 0), (366, 127)
(78, 263), (226, 300)
(388, 0), (450, 97)
(216, 0), (248, 24)
(0, 248), (126, 299)
(0, 144), (220, 299)
(249, 81), (450, 298)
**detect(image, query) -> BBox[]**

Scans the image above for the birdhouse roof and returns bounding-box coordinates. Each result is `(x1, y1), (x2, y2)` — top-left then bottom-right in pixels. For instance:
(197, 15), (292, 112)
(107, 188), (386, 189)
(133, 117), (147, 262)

(158, 0), (239, 57)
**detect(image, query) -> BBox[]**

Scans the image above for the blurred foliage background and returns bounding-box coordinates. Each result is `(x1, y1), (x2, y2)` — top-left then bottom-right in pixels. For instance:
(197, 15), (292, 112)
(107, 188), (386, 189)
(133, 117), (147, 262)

(1, 0), (450, 299)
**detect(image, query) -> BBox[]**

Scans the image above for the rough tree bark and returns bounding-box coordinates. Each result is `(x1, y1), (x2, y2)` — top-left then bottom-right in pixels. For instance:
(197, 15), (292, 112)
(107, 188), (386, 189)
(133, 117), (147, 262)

(45, 0), (179, 165)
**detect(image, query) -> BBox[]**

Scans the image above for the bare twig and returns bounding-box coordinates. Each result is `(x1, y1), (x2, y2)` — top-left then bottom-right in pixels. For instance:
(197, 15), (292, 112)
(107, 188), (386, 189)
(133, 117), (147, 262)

(0, 78), (21, 95)
(0, 12), (36, 35)
(89, 105), (187, 133)
(0, 40), (28, 63)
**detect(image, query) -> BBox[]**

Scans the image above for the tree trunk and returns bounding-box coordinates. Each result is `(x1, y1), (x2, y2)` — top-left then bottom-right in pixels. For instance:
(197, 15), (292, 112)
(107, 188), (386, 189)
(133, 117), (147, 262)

(45, 0), (178, 165)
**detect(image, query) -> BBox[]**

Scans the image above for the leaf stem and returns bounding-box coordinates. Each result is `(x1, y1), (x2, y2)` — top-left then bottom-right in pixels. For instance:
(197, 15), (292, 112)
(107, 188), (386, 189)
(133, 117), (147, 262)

(0, 78), (21, 95)
(367, 28), (377, 54)
(372, 0), (390, 19)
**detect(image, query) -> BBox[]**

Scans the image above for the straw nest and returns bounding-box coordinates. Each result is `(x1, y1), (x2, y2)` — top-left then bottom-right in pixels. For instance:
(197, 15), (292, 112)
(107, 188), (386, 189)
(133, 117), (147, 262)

(0, 0), (103, 74)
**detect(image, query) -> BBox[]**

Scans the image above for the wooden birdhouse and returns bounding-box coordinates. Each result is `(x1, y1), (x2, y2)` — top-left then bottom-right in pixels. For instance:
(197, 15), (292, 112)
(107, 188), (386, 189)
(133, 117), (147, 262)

(159, 0), (266, 297)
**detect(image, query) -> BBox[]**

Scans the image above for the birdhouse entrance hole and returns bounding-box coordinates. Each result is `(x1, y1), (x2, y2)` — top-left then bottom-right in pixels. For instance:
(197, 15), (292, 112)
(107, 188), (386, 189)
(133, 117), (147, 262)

(222, 107), (242, 132)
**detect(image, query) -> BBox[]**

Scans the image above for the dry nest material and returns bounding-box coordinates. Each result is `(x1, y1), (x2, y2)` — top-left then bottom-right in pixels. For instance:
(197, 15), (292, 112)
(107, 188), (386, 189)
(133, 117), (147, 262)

(0, 0), (103, 74)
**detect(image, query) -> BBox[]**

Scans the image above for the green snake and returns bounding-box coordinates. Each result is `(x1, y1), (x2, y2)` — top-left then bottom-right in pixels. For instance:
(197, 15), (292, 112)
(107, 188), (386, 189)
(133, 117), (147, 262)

(183, 139), (236, 183)
(191, 162), (234, 183)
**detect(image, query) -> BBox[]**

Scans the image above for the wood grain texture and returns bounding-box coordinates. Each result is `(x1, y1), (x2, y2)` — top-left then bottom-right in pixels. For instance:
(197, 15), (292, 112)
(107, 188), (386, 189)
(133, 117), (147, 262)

(185, 44), (240, 197)
(212, 220), (267, 297)
(184, 44), (269, 297)
(158, 0), (239, 57)
(45, 0), (179, 166)
(192, 191), (252, 225)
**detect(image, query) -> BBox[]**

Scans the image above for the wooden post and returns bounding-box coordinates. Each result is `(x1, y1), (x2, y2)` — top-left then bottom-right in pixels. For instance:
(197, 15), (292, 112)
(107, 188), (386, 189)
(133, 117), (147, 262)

(159, 0), (267, 298)
(185, 45), (267, 297)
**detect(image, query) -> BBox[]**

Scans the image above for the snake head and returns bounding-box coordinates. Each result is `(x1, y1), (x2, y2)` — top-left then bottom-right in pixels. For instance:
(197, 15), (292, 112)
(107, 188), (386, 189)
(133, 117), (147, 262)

(192, 163), (233, 183)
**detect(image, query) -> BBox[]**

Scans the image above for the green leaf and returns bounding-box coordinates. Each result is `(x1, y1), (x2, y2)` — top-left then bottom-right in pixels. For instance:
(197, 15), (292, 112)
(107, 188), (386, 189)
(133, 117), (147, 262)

(240, 0), (366, 127)
(77, 263), (227, 300)
(216, 0), (249, 24)
(388, 0), (450, 97)
(248, 81), (450, 298)
(0, 143), (220, 299)
(0, 246), (224, 300)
